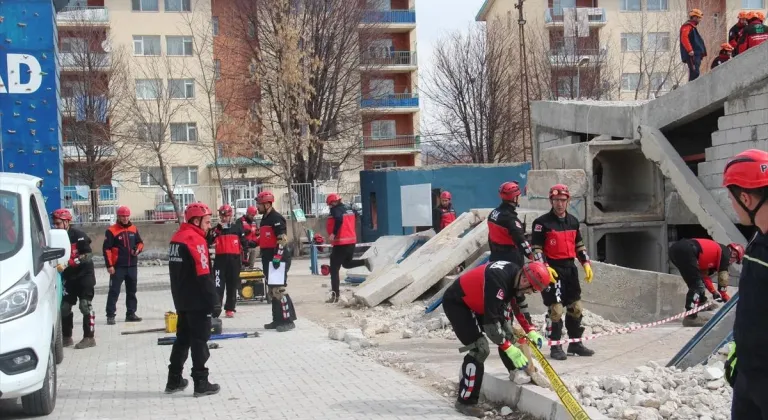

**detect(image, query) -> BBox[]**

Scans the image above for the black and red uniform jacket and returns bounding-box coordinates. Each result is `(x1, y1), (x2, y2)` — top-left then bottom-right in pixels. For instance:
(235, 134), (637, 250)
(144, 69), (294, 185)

(207, 222), (246, 258)
(457, 262), (521, 325)
(728, 22), (745, 55)
(168, 223), (218, 312)
(432, 204), (457, 234)
(736, 22), (768, 55)
(103, 222), (144, 268)
(259, 209), (289, 262)
(236, 215), (259, 247)
(531, 210), (589, 268)
(62, 227), (96, 288)
(327, 203), (357, 246)
(689, 238), (730, 274)
(487, 202), (534, 264)
(734, 231), (768, 379)
(710, 53), (730, 69)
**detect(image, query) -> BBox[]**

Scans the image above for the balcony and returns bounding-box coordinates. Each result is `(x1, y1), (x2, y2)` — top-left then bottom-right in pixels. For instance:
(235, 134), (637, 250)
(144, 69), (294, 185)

(361, 135), (420, 154)
(360, 10), (416, 32)
(361, 51), (418, 71)
(544, 8), (607, 27)
(360, 92), (419, 112)
(548, 48), (605, 66)
(63, 185), (117, 202)
(62, 144), (116, 160)
(59, 52), (111, 71)
(56, 6), (110, 26)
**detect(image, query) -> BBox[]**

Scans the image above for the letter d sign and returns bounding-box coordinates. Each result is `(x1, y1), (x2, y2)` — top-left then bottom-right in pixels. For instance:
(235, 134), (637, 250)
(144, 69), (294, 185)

(0, 54), (43, 94)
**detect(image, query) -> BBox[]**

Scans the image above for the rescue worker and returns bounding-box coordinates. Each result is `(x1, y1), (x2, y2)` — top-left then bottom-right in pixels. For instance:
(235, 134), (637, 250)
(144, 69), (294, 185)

(729, 10), (750, 56)
(236, 205), (259, 267)
(680, 9), (707, 82)
(531, 184), (594, 361)
(668, 238), (744, 327)
(711, 43), (734, 69)
(207, 204), (245, 318)
(721, 149), (768, 418)
(52, 209), (97, 349)
(736, 11), (768, 55)
(488, 181), (537, 325)
(432, 191), (457, 234)
(325, 193), (371, 303)
(103, 205), (143, 325)
(166, 202), (220, 397)
(442, 261), (550, 418)
(257, 191), (297, 332)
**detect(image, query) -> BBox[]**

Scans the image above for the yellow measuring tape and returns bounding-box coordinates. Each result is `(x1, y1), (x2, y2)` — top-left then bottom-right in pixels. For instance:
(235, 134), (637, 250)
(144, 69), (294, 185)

(527, 341), (592, 420)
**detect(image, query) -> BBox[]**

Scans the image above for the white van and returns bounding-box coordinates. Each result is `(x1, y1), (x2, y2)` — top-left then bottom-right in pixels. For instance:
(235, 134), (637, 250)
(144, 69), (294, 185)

(0, 173), (71, 415)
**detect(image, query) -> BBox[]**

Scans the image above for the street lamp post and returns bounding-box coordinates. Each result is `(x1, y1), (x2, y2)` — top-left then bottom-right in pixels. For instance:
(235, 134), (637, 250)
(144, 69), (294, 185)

(576, 56), (590, 99)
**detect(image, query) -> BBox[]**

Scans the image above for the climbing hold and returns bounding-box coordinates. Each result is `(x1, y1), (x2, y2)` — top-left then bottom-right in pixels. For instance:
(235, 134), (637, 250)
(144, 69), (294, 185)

(33, 149), (42, 154)
(8, 163), (14, 169)
(7, 129), (16, 134)
(17, 148), (24, 153)
(17, 22), (26, 27)
(14, 100), (21, 105)
(4, 39), (11, 44)
(13, 113), (19, 117)
(42, 53), (47, 59)
(27, 118), (36, 123)
(30, 129), (36, 136)
(40, 71), (47, 76)
(29, 104), (35, 109)
(46, 169), (53, 174)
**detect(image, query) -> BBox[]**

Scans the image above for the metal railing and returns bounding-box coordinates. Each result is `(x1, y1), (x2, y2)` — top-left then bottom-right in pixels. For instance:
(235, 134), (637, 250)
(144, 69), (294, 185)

(61, 144), (117, 159)
(361, 51), (418, 67)
(58, 52), (111, 70)
(56, 6), (110, 24)
(361, 9), (416, 24)
(360, 92), (419, 108)
(361, 135), (421, 151)
(544, 7), (607, 24)
(548, 49), (605, 65)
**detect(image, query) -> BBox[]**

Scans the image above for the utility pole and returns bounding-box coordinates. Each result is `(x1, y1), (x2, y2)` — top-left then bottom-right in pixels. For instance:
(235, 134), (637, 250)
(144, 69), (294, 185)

(514, 0), (535, 167)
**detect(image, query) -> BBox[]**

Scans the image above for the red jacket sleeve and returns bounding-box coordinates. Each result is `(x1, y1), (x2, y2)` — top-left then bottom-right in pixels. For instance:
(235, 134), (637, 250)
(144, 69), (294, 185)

(680, 24), (693, 54)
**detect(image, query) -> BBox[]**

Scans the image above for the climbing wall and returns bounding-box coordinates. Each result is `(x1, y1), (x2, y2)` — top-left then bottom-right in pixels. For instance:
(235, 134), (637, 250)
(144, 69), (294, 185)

(0, 0), (64, 210)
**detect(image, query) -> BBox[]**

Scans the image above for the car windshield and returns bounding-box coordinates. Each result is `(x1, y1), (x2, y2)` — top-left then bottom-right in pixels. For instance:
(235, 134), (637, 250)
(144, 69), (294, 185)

(157, 203), (175, 212)
(0, 191), (22, 262)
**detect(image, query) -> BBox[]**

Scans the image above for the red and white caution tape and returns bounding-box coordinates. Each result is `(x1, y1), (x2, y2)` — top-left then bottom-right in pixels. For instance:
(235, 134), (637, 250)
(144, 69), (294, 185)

(313, 242), (374, 249)
(545, 302), (717, 346)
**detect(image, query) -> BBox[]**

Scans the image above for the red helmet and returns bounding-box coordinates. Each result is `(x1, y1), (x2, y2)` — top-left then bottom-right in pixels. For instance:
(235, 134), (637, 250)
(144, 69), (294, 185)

(117, 206), (131, 217)
(313, 233), (324, 245)
(246, 205), (258, 217)
(722, 149), (768, 190)
(257, 191), (274, 204)
(326, 193), (341, 206)
(499, 182), (521, 201)
(728, 243), (745, 264)
(440, 191), (452, 200)
(184, 202), (212, 222)
(738, 10), (750, 19)
(522, 262), (551, 292)
(549, 184), (571, 199)
(218, 204), (233, 217)
(321, 264), (330, 276)
(52, 208), (73, 221)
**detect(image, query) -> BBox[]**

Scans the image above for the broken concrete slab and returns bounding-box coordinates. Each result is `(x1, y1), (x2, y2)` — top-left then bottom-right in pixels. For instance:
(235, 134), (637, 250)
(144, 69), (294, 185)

(426, 251), (492, 312)
(638, 125), (747, 246)
(517, 208), (552, 233)
(665, 191), (698, 225)
(518, 196), (585, 223)
(388, 222), (490, 306)
(345, 231), (434, 280)
(525, 169), (589, 198)
(587, 221), (668, 273)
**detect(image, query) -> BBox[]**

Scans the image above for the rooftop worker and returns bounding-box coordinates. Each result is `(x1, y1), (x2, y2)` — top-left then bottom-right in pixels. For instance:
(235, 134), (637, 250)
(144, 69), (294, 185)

(668, 238), (744, 327)
(207, 204), (246, 318)
(531, 184), (595, 361)
(432, 190), (457, 234)
(721, 149), (768, 419)
(442, 260), (550, 418)
(680, 8), (707, 82)
(103, 205), (144, 325)
(736, 11), (768, 55)
(325, 193), (371, 304)
(711, 43), (734, 69)
(729, 10), (750, 56)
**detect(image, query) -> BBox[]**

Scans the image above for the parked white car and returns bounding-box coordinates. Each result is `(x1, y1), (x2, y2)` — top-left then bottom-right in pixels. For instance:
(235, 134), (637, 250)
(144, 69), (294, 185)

(0, 173), (70, 415)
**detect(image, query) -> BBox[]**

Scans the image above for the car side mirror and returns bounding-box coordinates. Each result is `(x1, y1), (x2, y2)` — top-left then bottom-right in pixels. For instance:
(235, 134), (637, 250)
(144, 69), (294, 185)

(49, 229), (71, 264)
(41, 247), (66, 263)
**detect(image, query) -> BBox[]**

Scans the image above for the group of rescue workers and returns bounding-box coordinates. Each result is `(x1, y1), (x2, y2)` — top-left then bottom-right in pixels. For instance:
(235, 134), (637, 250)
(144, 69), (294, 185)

(680, 8), (767, 81)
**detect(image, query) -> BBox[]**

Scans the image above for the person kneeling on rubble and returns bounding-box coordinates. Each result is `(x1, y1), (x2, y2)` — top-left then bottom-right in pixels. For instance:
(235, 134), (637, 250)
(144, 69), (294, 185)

(442, 260), (550, 418)
(668, 238), (744, 327)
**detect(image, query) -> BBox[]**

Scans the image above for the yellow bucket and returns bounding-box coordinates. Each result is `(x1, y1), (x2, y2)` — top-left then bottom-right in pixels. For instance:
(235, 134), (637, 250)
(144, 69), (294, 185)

(164, 311), (178, 333)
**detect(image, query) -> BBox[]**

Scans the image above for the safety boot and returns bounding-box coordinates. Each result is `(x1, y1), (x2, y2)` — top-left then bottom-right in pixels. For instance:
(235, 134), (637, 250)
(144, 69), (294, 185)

(107, 317), (116, 325)
(548, 319), (567, 360)
(682, 315), (706, 327)
(225, 310), (234, 318)
(264, 321), (278, 330)
(164, 373), (189, 394)
(453, 401), (485, 418)
(125, 313), (143, 322)
(74, 337), (96, 349)
(326, 292), (339, 304)
(63, 337), (74, 347)
(567, 342), (594, 357)
(564, 315), (594, 356)
(276, 321), (295, 332)
(550, 345), (567, 360)
(193, 379), (221, 397)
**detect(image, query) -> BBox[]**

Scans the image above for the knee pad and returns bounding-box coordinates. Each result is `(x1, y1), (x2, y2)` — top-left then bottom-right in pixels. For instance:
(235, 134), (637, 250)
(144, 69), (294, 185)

(567, 300), (583, 318)
(467, 337), (490, 363)
(272, 286), (287, 300)
(79, 299), (94, 316)
(549, 303), (564, 322)
(61, 301), (73, 317)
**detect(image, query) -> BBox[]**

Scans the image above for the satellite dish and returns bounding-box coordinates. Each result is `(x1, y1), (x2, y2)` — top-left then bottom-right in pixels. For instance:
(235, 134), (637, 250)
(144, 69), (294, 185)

(101, 40), (112, 53)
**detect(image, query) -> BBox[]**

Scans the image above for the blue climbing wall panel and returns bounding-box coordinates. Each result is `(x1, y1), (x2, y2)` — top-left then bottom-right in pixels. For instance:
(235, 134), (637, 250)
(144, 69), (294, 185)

(0, 0), (64, 211)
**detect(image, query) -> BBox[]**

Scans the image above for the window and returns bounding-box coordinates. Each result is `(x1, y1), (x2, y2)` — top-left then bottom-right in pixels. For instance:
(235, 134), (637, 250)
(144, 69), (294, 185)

(214, 60), (221, 80)
(132, 0), (159, 11)
(212, 17), (219, 36)
(367, 39), (393, 59)
(140, 167), (163, 186)
(167, 36), (193, 56)
(556, 76), (576, 98)
(371, 120), (395, 138)
(370, 79), (394, 97)
(742, 0), (763, 8)
(60, 37), (86, 53)
(619, 0), (641, 11)
(621, 73), (642, 91)
(168, 79), (195, 99)
(647, 0), (668, 11)
(133, 35), (161, 56)
(372, 160), (397, 169)
(621, 33), (642, 52)
(247, 21), (256, 38)
(171, 166), (198, 185)
(649, 73), (669, 91)
(648, 32), (670, 51)
(29, 196), (46, 274)
(170, 123), (197, 142)
(164, 0), (191, 12)
(135, 79), (162, 99)
(60, 80), (76, 98)
(0, 192), (22, 261)
(137, 122), (164, 142)
(367, 0), (390, 11)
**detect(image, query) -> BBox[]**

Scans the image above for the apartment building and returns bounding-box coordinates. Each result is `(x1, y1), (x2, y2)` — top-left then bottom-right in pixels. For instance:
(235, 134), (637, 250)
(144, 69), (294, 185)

(477, 0), (762, 101)
(359, 0), (421, 170)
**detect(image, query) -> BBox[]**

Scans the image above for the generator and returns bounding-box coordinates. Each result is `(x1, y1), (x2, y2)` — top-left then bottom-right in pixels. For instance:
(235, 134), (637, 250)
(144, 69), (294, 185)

(238, 267), (269, 303)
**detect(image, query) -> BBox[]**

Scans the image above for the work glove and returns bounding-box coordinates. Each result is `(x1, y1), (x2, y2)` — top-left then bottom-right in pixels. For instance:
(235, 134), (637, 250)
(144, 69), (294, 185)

(502, 344), (529, 370)
(583, 263), (594, 284)
(272, 257), (281, 269)
(725, 341), (738, 387)
(526, 330), (545, 349)
(546, 265), (559, 284)
(718, 287), (731, 302)
(56, 264), (66, 273)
